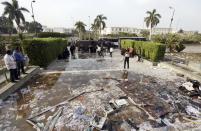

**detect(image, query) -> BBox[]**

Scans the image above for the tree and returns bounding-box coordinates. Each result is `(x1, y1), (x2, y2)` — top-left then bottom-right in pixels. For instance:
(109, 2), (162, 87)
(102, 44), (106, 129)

(24, 21), (43, 33)
(2, 0), (29, 38)
(152, 34), (185, 52)
(75, 21), (86, 39)
(0, 16), (17, 34)
(144, 9), (161, 40)
(140, 30), (150, 39)
(94, 14), (107, 38)
(178, 29), (184, 34)
(91, 23), (99, 40)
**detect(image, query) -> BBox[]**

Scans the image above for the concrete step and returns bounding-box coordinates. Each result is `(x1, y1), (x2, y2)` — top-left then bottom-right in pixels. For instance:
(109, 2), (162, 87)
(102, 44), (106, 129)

(0, 66), (40, 100)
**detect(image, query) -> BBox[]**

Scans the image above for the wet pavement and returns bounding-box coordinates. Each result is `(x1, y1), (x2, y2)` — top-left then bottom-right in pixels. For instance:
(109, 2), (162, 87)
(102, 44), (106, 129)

(1, 50), (201, 131)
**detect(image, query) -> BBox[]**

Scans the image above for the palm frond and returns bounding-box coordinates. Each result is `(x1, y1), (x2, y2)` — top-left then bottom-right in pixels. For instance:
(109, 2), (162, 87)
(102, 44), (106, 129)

(19, 7), (29, 13)
(101, 21), (106, 29)
(152, 9), (156, 14)
(155, 14), (161, 18)
(13, 0), (19, 9)
(1, 1), (12, 7)
(146, 11), (152, 15)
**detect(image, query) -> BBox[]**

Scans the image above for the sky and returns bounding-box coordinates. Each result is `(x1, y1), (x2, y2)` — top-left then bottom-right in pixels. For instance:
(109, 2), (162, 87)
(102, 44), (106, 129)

(0, 0), (201, 32)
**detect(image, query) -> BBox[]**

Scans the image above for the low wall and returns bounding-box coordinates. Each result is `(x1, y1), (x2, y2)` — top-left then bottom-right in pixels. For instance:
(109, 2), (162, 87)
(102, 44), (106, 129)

(0, 66), (40, 100)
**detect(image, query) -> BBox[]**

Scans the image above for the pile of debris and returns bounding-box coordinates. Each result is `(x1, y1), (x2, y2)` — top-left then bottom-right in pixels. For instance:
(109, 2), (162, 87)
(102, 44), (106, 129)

(179, 79), (201, 98)
(25, 88), (133, 131)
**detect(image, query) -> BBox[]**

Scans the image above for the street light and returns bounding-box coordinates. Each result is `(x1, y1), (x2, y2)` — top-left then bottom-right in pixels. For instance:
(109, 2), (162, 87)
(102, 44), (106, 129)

(88, 16), (91, 40)
(169, 6), (175, 33)
(31, 0), (37, 36)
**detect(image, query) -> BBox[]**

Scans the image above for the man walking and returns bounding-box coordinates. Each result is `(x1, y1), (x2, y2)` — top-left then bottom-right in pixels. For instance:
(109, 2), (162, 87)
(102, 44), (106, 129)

(109, 47), (113, 57)
(4, 50), (18, 82)
(124, 50), (130, 69)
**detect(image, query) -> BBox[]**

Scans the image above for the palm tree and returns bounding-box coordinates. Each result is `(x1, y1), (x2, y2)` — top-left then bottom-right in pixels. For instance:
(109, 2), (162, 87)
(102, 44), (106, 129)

(75, 21), (86, 39)
(2, 0), (29, 36)
(91, 23), (99, 40)
(144, 9), (161, 40)
(94, 14), (107, 38)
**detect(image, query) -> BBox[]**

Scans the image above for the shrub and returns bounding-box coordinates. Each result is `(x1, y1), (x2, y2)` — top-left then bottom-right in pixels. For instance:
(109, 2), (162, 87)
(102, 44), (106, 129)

(175, 43), (186, 52)
(37, 32), (68, 38)
(120, 40), (134, 49)
(22, 38), (67, 67)
(121, 40), (166, 62)
(152, 34), (186, 52)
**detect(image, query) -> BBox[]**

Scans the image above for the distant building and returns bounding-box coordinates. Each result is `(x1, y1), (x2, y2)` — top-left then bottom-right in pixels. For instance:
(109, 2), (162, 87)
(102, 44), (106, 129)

(182, 30), (198, 35)
(152, 28), (174, 34)
(42, 26), (53, 32)
(102, 27), (175, 35)
(42, 26), (74, 34)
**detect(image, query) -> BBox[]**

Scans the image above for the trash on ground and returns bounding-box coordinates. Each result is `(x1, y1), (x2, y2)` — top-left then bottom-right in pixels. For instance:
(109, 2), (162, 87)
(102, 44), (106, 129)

(90, 115), (106, 130)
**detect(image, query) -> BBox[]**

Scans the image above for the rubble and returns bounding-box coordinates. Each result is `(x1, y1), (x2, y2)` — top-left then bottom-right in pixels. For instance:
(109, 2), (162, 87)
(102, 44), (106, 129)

(186, 106), (201, 118)
(181, 82), (194, 91)
(1, 51), (201, 131)
(90, 115), (107, 130)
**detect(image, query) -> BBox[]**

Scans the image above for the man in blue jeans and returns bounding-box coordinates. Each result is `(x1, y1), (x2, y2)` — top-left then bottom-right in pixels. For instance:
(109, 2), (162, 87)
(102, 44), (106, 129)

(13, 47), (25, 77)
(124, 50), (130, 69)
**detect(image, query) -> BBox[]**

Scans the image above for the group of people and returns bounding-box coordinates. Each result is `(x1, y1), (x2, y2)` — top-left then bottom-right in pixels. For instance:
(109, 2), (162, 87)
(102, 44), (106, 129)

(3, 47), (27, 82)
(97, 45), (114, 58)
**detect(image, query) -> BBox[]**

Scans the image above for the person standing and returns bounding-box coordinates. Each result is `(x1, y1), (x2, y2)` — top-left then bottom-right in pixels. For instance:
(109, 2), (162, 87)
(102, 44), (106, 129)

(13, 47), (25, 77)
(124, 50), (130, 69)
(70, 44), (76, 56)
(4, 50), (18, 82)
(100, 45), (105, 57)
(109, 47), (113, 57)
(97, 45), (101, 56)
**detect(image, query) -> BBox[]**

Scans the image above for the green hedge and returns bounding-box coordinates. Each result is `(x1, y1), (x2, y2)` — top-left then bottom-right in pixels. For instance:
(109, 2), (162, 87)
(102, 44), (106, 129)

(37, 32), (68, 38)
(22, 38), (67, 67)
(121, 40), (166, 62)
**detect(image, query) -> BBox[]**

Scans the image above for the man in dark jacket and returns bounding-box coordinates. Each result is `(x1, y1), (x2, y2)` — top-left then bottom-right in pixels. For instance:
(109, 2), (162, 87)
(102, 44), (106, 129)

(13, 47), (25, 77)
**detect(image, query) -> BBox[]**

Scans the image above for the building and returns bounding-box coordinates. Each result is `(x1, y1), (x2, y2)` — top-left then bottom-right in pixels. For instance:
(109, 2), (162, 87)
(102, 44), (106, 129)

(151, 28), (173, 34)
(183, 30), (198, 35)
(102, 27), (175, 35)
(42, 26), (53, 32)
(102, 27), (141, 35)
(42, 26), (74, 34)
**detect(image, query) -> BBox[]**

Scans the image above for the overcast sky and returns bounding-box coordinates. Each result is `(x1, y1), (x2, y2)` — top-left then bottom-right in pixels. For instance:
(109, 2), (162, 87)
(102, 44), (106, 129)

(0, 0), (201, 32)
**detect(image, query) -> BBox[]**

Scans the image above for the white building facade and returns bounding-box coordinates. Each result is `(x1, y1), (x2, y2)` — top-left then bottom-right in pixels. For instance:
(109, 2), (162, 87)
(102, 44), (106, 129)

(102, 27), (175, 35)
(42, 26), (74, 34)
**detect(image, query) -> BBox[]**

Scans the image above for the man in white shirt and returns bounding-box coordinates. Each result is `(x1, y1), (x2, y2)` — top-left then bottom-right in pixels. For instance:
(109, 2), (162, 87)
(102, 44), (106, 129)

(109, 47), (114, 57)
(124, 50), (130, 69)
(97, 45), (101, 56)
(4, 50), (18, 82)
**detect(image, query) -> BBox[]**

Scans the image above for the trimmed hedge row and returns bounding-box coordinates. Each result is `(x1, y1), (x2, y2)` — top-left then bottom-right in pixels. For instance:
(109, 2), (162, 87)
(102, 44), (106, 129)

(22, 38), (67, 67)
(121, 40), (166, 62)
(37, 32), (68, 38)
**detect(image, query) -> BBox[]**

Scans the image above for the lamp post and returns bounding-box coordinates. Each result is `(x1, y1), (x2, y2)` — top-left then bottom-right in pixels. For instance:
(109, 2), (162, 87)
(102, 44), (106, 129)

(88, 16), (91, 40)
(31, 0), (36, 36)
(169, 6), (175, 33)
